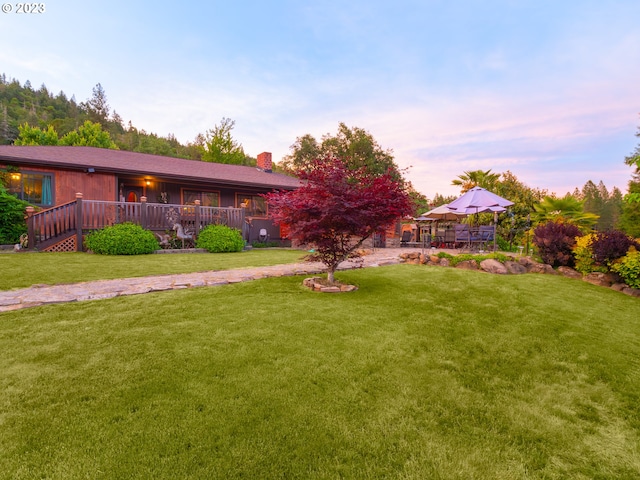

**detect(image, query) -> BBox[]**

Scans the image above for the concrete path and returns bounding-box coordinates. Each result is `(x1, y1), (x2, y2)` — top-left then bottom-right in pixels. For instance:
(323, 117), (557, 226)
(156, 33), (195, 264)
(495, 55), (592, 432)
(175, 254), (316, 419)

(0, 248), (428, 312)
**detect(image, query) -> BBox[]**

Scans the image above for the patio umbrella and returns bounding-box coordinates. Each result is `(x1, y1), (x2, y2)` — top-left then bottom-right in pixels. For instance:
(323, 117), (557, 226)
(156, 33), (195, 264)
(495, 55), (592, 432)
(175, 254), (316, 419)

(415, 204), (468, 221)
(446, 187), (514, 251)
(415, 205), (467, 251)
(446, 186), (514, 215)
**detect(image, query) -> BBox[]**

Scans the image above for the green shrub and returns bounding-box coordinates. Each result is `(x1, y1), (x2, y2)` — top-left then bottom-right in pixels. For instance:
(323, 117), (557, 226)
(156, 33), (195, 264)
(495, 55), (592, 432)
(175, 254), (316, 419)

(85, 223), (159, 255)
(495, 234), (518, 252)
(0, 188), (30, 244)
(610, 249), (640, 289)
(196, 224), (244, 253)
(572, 233), (603, 274)
(448, 252), (510, 267)
(252, 241), (280, 248)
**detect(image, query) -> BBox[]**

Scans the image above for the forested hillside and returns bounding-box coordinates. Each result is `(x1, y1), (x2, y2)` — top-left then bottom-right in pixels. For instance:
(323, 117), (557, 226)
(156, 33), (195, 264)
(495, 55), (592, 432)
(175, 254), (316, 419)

(0, 74), (255, 165)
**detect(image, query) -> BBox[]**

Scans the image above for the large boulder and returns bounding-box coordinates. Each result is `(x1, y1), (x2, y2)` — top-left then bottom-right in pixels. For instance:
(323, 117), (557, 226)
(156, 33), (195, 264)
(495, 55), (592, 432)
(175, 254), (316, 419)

(583, 272), (617, 288)
(456, 260), (478, 270)
(518, 257), (538, 269)
(622, 287), (640, 297)
(480, 259), (508, 274)
(527, 262), (558, 275)
(504, 261), (527, 274)
(557, 266), (582, 279)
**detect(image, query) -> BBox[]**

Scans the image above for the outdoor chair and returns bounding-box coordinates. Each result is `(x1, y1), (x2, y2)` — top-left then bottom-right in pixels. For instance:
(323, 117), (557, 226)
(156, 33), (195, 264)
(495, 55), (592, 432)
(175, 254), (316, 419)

(444, 229), (455, 248)
(479, 225), (495, 250)
(400, 230), (413, 247)
(454, 224), (470, 249)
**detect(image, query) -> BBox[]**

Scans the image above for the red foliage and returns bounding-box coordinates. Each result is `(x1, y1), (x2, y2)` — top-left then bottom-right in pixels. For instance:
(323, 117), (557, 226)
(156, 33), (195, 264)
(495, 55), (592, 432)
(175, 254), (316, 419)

(264, 157), (412, 279)
(591, 230), (640, 266)
(533, 221), (582, 267)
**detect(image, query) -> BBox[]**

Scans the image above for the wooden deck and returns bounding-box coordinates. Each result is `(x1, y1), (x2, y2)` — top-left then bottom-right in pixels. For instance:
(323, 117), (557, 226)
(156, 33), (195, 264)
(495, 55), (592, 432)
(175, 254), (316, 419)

(25, 194), (245, 252)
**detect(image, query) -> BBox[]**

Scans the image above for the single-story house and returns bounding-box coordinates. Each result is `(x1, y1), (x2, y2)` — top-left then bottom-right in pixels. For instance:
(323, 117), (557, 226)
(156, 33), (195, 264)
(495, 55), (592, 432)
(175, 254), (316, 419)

(0, 145), (300, 246)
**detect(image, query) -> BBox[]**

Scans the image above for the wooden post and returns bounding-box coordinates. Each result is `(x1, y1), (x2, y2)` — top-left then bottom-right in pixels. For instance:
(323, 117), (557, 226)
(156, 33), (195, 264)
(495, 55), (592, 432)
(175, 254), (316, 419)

(194, 200), (201, 237)
(240, 206), (248, 243)
(75, 193), (83, 252)
(25, 206), (35, 250)
(140, 196), (147, 229)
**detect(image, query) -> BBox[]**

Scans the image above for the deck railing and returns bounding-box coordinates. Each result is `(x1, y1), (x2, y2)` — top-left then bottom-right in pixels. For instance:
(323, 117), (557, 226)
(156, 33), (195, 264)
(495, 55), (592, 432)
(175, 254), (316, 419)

(25, 193), (246, 251)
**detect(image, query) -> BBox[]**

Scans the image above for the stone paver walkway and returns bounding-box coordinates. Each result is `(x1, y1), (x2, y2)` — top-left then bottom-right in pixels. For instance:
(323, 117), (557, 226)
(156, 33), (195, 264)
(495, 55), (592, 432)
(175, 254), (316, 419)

(1, 248), (423, 312)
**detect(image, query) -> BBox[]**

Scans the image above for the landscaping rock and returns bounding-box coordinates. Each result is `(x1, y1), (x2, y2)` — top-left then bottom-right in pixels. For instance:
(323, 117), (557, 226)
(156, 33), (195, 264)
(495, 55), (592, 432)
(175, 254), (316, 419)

(429, 255), (440, 264)
(611, 283), (628, 292)
(320, 286), (341, 293)
(622, 287), (640, 297)
(526, 262), (558, 275)
(480, 259), (508, 274)
(518, 257), (538, 269)
(504, 261), (527, 274)
(340, 284), (358, 292)
(583, 272), (615, 287)
(439, 258), (450, 267)
(456, 260), (478, 270)
(557, 266), (582, 279)
(303, 276), (358, 293)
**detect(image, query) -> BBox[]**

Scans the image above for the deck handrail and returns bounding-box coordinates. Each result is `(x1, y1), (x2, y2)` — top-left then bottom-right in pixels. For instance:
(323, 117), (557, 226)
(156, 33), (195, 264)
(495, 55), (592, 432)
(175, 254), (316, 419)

(25, 194), (246, 251)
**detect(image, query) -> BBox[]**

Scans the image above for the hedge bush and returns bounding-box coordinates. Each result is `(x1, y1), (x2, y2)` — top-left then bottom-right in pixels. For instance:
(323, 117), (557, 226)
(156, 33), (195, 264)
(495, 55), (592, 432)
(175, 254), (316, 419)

(572, 234), (603, 274)
(0, 189), (29, 244)
(85, 223), (159, 255)
(196, 224), (244, 253)
(591, 230), (639, 266)
(611, 249), (640, 289)
(533, 221), (582, 267)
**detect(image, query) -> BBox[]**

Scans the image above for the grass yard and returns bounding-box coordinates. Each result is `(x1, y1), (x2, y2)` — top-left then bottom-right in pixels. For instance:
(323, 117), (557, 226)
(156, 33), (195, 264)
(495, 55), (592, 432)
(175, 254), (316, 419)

(0, 248), (306, 290)
(1, 264), (639, 479)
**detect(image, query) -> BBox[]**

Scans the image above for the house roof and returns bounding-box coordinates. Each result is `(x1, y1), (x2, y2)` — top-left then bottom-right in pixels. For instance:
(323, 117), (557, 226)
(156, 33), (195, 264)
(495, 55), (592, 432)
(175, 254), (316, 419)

(0, 145), (301, 190)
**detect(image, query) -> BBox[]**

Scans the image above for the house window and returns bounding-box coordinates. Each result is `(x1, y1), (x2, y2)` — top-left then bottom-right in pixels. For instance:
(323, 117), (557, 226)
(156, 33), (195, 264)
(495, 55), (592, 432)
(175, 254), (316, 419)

(182, 189), (220, 207)
(6, 172), (54, 206)
(237, 194), (267, 217)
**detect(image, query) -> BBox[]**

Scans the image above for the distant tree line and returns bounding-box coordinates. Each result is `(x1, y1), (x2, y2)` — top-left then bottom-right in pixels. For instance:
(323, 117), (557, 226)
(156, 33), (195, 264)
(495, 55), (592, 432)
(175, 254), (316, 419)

(2, 73), (639, 237)
(0, 74), (256, 166)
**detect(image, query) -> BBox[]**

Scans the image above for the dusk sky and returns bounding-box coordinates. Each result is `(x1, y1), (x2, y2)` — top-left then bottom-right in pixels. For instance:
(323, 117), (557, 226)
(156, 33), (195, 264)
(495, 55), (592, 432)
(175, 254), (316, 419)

(1, 0), (639, 197)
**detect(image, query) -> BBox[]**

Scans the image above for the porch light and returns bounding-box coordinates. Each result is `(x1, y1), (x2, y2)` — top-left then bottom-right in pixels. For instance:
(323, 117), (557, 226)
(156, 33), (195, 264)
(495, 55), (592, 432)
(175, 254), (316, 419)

(11, 173), (21, 180)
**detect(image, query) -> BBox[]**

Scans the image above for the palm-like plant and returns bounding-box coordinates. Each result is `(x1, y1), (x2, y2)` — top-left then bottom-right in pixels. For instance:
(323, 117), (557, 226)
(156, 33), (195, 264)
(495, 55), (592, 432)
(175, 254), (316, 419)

(452, 169), (500, 193)
(532, 195), (599, 229)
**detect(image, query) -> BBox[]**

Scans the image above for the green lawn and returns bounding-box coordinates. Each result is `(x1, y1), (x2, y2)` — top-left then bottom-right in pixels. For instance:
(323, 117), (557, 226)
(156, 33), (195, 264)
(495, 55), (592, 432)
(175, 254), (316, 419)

(0, 249), (306, 290)
(1, 265), (639, 479)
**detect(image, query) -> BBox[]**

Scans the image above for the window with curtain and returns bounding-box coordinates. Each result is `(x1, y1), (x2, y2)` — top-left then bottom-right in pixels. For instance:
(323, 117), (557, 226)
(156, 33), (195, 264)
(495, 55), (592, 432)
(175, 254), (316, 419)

(6, 172), (54, 206)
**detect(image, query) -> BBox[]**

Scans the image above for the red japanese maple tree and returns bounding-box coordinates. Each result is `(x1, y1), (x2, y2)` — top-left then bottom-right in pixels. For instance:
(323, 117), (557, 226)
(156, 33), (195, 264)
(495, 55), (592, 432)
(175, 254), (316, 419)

(265, 157), (413, 284)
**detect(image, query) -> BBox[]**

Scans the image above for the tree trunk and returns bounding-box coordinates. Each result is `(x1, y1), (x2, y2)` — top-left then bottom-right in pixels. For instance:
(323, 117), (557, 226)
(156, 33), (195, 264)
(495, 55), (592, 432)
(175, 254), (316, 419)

(327, 268), (336, 284)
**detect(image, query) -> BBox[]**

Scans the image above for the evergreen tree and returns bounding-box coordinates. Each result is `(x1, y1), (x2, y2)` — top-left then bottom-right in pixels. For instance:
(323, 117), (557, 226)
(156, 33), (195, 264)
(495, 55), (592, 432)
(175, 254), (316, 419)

(83, 83), (110, 128)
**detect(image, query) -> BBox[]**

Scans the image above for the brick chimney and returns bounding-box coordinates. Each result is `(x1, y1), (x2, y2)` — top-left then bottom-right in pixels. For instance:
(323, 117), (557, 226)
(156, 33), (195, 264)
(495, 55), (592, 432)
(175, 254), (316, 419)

(257, 152), (272, 173)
